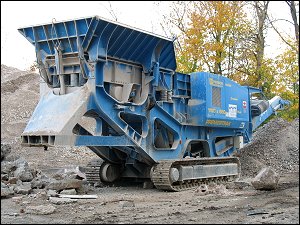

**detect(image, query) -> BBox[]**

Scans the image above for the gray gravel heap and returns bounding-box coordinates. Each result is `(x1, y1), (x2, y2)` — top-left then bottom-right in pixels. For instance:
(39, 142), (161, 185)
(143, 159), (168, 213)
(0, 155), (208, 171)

(239, 117), (299, 178)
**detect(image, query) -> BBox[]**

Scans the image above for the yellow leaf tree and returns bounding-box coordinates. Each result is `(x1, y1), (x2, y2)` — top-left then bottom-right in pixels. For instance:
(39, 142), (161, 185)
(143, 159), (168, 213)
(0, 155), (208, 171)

(176, 1), (251, 79)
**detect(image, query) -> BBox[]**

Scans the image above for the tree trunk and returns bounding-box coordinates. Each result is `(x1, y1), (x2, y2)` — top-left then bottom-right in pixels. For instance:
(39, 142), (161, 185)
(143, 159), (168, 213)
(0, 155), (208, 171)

(254, 1), (269, 89)
(288, 1), (299, 64)
(289, 1), (299, 45)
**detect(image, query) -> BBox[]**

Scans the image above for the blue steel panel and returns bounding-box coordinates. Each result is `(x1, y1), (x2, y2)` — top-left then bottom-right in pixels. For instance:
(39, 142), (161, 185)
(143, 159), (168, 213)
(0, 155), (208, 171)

(39, 42), (50, 55)
(18, 17), (92, 54)
(36, 26), (46, 40)
(65, 21), (76, 36)
(159, 42), (174, 66)
(188, 72), (207, 125)
(75, 135), (135, 146)
(107, 27), (127, 53)
(56, 23), (67, 37)
(189, 72), (249, 128)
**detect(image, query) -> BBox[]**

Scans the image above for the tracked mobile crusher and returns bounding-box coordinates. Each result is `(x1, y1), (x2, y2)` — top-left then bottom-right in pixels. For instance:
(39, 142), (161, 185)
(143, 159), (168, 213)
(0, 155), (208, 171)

(19, 16), (288, 191)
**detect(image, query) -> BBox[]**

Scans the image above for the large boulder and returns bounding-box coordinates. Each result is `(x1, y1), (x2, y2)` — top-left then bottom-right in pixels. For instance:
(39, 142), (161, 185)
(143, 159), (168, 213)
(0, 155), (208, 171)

(60, 189), (77, 195)
(14, 182), (32, 195)
(251, 167), (280, 190)
(14, 157), (29, 168)
(46, 179), (82, 191)
(1, 161), (16, 175)
(31, 174), (52, 189)
(1, 182), (14, 198)
(52, 166), (86, 180)
(14, 166), (34, 182)
(1, 143), (11, 161)
(13, 158), (36, 182)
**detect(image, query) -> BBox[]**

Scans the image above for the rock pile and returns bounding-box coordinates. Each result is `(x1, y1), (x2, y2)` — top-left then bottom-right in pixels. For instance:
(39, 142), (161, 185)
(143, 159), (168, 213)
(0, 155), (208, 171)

(1, 143), (86, 199)
(1, 64), (28, 84)
(239, 117), (299, 178)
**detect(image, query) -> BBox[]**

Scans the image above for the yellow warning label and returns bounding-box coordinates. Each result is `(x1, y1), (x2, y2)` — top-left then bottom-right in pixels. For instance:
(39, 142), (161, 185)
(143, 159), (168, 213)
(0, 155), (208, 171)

(209, 78), (223, 87)
(205, 119), (231, 126)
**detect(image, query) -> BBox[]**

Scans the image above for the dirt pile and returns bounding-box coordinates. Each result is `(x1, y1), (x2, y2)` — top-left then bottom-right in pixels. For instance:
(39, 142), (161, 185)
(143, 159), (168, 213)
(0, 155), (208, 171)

(1, 64), (39, 125)
(1, 64), (28, 84)
(239, 117), (299, 178)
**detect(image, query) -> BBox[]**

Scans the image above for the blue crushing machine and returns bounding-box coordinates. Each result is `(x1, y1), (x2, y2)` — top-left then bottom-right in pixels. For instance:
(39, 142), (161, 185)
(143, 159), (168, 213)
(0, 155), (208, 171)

(19, 16), (289, 191)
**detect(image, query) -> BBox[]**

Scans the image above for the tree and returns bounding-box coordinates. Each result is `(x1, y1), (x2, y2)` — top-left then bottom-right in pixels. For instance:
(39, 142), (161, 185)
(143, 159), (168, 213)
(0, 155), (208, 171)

(231, 1), (273, 91)
(99, 1), (118, 21)
(253, 1), (270, 89)
(161, 1), (298, 109)
(164, 1), (251, 78)
(267, 1), (299, 107)
(267, 1), (299, 59)
(287, 1), (299, 46)
(274, 43), (299, 100)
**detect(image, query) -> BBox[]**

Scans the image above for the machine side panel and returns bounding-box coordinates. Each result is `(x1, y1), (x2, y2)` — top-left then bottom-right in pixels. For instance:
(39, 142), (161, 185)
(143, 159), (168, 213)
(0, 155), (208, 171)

(189, 72), (249, 129)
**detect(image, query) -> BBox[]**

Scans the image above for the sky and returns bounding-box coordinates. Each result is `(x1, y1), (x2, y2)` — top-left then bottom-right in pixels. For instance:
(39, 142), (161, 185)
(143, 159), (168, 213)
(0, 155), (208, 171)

(1, 1), (296, 71)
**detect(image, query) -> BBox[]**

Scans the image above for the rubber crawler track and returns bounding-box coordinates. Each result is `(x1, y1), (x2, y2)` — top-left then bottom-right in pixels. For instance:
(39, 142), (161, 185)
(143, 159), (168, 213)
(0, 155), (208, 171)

(85, 158), (104, 184)
(151, 157), (240, 191)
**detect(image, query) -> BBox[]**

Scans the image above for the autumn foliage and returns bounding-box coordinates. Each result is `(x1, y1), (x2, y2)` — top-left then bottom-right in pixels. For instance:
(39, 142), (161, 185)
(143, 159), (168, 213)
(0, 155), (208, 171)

(163, 1), (299, 119)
